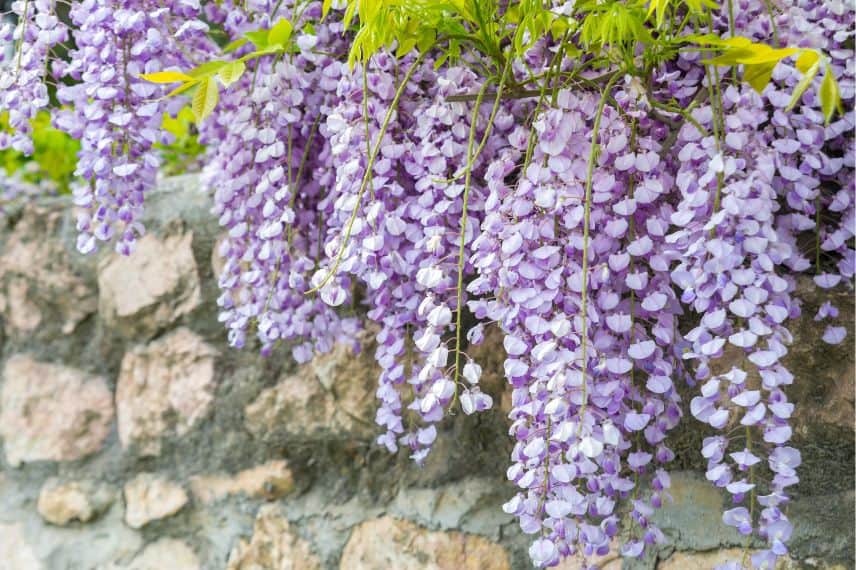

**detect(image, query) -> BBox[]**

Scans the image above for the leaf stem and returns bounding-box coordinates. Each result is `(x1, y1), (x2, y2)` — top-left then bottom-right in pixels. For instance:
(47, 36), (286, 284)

(452, 56), (512, 404)
(577, 72), (621, 436)
(308, 50), (429, 294)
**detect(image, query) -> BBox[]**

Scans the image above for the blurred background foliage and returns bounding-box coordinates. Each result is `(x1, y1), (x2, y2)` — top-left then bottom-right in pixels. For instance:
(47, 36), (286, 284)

(1, 111), (79, 194)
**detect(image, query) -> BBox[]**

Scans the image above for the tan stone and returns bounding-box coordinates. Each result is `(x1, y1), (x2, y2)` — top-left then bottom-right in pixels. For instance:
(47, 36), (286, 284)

(38, 478), (114, 526)
(123, 539), (200, 570)
(116, 328), (217, 456)
(0, 355), (113, 466)
(0, 522), (42, 570)
(658, 549), (796, 569)
(0, 204), (96, 336)
(190, 460), (295, 504)
(124, 474), (188, 529)
(2, 277), (42, 332)
(244, 343), (376, 441)
(227, 504), (321, 570)
(339, 516), (510, 570)
(786, 277), (855, 430)
(98, 231), (200, 334)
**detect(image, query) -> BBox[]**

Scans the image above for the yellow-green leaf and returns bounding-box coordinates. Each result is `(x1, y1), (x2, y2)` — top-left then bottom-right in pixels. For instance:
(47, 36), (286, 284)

(689, 34), (752, 48)
(744, 61), (777, 93)
(416, 28), (436, 54)
(795, 50), (820, 74)
(702, 47), (756, 66)
(268, 19), (293, 47)
(684, 0), (718, 12)
(140, 71), (193, 84)
(240, 46), (286, 62)
(737, 46), (798, 65)
(161, 80), (198, 99)
(322, 0), (332, 19)
(647, 0), (669, 29)
(218, 60), (245, 87)
(550, 16), (569, 39)
(187, 60), (229, 78)
(396, 36), (416, 58)
(244, 30), (269, 49)
(191, 77), (219, 123)
(223, 38), (248, 54)
(786, 60), (819, 111)
(819, 63), (842, 125)
(343, 2), (357, 29)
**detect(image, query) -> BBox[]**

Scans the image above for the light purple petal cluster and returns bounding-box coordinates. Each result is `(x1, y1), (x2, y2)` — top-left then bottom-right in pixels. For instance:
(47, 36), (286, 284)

(52, 0), (213, 254)
(0, 0), (67, 154)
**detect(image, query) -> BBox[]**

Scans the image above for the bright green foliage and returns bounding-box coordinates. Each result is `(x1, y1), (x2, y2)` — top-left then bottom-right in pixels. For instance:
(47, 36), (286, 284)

(327, 0), (452, 64)
(140, 17), (296, 123)
(1, 111), (80, 194)
(143, 1), (844, 126)
(689, 34), (842, 118)
(579, 1), (652, 51)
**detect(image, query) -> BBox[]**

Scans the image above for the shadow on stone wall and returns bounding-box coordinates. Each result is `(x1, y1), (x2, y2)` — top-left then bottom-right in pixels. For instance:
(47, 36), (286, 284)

(0, 176), (852, 570)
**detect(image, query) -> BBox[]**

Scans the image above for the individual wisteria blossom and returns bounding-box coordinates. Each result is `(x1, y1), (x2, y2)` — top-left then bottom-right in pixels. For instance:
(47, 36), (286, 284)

(1, 0), (853, 568)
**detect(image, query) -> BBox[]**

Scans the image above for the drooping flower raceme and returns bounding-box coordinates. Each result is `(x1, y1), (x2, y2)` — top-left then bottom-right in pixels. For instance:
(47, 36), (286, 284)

(53, 0), (212, 255)
(0, 0), (67, 155)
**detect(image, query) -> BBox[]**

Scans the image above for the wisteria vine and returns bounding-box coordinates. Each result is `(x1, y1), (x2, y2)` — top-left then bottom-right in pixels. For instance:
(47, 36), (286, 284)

(2, 0), (853, 568)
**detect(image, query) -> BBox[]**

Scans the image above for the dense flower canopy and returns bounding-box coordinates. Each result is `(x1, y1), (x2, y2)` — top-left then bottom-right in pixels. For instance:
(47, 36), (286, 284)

(1, 0), (853, 568)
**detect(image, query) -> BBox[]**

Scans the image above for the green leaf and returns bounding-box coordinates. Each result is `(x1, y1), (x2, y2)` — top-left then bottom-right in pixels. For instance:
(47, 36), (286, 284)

(744, 61), (777, 93)
(162, 80), (198, 99)
(795, 50), (820, 73)
(396, 35), (417, 58)
(187, 60), (229, 78)
(647, 0), (669, 29)
(416, 28), (436, 53)
(819, 63), (842, 125)
(684, 0), (718, 12)
(268, 19), (293, 47)
(702, 49), (753, 66)
(702, 44), (794, 66)
(343, 1), (357, 29)
(223, 38), (248, 54)
(550, 16), (569, 39)
(244, 30), (270, 49)
(218, 60), (245, 87)
(191, 77), (219, 123)
(688, 34), (752, 48)
(737, 46), (798, 65)
(322, 0), (332, 19)
(240, 46), (287, 62)
(140, 71), (193, 83)
(786, 60), (819, 111)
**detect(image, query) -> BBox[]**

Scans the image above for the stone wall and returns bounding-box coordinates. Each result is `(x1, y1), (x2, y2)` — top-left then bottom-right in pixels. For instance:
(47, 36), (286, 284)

(0, 176), (852, 570)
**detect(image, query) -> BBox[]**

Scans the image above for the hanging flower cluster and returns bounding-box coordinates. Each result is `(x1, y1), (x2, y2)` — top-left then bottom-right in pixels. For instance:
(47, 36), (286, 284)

(50, 0), (213, 254)
(2, 0), (853, 568)
(0, 0), (67, 154)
